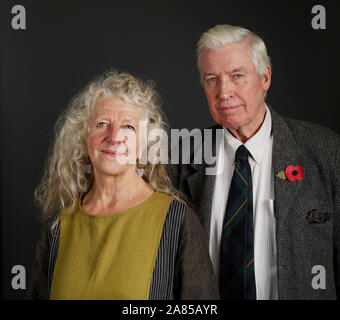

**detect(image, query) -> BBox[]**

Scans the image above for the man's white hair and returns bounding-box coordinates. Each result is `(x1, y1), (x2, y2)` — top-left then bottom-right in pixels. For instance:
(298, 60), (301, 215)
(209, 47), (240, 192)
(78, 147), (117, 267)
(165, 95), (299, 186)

(197, 24), (272, 84)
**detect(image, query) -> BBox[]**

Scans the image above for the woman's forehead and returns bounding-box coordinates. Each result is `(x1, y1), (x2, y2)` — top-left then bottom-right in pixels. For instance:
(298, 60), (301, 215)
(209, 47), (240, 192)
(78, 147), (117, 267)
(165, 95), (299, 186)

(91, 95), (142, 119)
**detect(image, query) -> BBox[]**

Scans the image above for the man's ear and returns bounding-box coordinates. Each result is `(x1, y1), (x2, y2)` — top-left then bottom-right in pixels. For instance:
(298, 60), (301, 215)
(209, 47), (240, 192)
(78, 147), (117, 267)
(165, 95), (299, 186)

(262, 65), (271, 92)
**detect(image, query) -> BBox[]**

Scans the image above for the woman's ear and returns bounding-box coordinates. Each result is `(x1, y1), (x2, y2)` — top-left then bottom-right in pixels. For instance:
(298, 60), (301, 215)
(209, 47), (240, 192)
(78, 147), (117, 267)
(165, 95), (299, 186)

(137, 119), (148, 164)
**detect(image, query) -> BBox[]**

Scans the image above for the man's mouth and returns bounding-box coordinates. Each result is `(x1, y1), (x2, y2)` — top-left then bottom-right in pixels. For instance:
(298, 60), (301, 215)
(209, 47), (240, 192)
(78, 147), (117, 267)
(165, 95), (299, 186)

(218, 105), (241, 111)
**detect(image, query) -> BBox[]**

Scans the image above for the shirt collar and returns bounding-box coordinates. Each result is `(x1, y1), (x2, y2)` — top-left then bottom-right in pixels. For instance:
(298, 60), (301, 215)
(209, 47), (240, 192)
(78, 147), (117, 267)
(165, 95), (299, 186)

(224, 104), (272, 164)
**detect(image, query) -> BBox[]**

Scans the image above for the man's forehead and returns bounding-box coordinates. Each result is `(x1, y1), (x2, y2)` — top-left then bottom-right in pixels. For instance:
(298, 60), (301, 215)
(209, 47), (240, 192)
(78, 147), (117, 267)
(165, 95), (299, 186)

(202, 41), (251, 58)
(201, 43), (254, 72)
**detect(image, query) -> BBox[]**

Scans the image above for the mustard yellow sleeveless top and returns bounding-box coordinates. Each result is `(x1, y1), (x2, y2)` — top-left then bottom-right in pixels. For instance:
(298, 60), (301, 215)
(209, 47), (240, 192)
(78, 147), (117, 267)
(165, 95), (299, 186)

(50, 191), (173, 300)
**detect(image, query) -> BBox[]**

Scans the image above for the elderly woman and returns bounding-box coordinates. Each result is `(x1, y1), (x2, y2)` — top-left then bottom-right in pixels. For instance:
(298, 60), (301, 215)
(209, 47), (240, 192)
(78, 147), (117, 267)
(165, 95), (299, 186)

(28, 71), (219, 300)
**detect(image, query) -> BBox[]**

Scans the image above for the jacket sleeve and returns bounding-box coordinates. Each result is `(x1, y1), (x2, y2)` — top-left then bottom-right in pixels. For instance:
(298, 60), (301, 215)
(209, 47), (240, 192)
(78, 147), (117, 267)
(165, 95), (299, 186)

(174, 206), (220, 300)
(333, 145), (340, 298)
(25, 222), (50, 300)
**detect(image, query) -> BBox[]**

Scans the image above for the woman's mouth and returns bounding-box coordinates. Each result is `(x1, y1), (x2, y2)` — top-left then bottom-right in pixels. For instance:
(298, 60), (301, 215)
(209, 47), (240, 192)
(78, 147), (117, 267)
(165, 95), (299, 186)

(101, 150), (126, 157)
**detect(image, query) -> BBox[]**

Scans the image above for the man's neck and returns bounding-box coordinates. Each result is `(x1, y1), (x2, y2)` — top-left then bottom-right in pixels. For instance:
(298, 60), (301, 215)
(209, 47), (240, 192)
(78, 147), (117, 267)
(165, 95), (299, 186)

(227, 106), (267, 143)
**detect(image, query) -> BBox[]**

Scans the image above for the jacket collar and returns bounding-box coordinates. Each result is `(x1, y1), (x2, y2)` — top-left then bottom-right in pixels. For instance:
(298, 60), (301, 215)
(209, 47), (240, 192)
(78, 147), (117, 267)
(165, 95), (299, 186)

(270, 106), (305, 224)
(186, 106), (305, 235)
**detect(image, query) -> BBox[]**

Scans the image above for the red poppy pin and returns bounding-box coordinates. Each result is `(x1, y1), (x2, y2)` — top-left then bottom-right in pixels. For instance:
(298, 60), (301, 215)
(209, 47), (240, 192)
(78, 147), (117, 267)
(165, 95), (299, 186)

(276, 165), (304, 182)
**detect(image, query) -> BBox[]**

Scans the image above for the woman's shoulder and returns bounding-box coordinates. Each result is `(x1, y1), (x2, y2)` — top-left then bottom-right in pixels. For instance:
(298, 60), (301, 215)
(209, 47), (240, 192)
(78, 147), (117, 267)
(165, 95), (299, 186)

(154, 192), (188, 215)
(165, 197), (208, 244)
(161, 193), (202, 232)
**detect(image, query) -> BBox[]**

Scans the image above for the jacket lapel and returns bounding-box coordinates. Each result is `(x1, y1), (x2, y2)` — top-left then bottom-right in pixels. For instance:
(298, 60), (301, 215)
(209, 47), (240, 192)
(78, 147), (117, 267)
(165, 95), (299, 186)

(187, 167), (215, 239)
(271, 108), (304, 224)
(186, 125), (223, 240)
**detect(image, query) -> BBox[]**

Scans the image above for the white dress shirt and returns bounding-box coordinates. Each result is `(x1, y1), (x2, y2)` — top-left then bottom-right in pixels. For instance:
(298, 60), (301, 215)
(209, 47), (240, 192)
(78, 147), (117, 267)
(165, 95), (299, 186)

(209, 105), (278, 300)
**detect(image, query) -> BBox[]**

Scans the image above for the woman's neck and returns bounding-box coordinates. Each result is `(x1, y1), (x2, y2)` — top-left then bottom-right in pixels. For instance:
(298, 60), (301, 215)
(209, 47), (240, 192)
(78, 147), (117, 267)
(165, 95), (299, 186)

(82, 168), (154, 215)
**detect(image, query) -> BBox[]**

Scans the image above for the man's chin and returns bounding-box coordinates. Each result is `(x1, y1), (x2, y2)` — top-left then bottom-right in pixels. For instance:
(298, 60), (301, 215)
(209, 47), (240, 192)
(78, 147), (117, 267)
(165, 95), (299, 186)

(219, 117), (244, 130)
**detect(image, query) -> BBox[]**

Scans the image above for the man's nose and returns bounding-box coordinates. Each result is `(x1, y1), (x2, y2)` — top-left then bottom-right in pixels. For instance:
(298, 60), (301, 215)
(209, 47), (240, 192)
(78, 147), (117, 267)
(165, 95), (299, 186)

(218, 78), (234, 99)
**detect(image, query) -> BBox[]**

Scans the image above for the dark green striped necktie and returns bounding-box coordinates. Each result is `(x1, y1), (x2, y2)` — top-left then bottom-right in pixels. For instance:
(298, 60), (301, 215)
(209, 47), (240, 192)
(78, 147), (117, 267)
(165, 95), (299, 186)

(219, 145), (256, 300)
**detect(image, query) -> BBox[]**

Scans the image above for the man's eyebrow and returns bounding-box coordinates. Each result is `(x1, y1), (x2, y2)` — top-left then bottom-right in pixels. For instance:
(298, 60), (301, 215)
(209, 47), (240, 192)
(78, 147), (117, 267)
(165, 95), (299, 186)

(229, 67), (246, 73)
(203, 68), (247, 78)
(203, 72), (216, 77)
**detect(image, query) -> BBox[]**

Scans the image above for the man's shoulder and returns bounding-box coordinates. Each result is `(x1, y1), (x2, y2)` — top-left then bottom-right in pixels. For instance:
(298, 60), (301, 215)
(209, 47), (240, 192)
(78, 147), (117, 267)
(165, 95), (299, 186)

(273, 112), (340, 176)
(206, 124), (222, 130)
(280, 114), (340, 147)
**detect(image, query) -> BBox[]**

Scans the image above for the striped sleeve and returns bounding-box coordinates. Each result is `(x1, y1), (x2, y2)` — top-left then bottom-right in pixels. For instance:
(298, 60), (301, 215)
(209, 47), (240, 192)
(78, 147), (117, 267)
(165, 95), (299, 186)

(149, 200), (186, 300)
(26, 212), (60, 300)
(173, 207), (220, 299)
(149, 201), (220, 300)
(47, 214), (60, 298)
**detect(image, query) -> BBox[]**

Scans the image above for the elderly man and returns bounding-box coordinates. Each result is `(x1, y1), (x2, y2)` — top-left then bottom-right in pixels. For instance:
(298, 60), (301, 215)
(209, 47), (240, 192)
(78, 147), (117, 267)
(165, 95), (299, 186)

(169, 24), (340, 300)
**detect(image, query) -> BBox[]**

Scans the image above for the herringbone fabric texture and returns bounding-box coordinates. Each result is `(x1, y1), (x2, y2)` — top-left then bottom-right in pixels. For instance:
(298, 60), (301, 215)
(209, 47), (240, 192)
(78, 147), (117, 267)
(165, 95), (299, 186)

(219, 145), (256, 300)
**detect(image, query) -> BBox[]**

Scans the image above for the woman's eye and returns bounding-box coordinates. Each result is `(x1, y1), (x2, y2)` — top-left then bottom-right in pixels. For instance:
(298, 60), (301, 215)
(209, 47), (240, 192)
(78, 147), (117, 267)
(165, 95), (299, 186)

(124, 125), (135, 130)
(96, 121), (108, 128)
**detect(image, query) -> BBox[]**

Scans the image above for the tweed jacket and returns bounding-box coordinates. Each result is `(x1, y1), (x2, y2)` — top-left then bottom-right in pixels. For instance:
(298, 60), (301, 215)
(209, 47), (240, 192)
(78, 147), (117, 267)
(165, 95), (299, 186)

(169, 107), (340, 300)
(27, 199), (219, 300)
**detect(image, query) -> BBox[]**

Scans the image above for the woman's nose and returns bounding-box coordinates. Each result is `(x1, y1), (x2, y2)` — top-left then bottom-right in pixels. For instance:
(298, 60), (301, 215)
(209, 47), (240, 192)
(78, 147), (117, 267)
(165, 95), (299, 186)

(105, 126), (124, 144)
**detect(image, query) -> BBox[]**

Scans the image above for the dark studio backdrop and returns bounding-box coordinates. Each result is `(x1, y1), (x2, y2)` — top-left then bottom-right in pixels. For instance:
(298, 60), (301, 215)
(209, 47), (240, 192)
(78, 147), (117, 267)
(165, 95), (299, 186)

(1, 0), (339, 300)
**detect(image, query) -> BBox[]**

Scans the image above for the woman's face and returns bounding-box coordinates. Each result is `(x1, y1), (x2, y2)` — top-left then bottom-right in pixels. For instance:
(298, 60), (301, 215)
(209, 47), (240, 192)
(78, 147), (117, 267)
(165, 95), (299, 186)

(86, 95), (144, 178)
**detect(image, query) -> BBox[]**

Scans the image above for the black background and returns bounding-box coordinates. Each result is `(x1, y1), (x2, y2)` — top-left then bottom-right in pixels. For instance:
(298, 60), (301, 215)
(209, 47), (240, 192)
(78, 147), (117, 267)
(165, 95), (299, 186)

(1, 0), (339, 300)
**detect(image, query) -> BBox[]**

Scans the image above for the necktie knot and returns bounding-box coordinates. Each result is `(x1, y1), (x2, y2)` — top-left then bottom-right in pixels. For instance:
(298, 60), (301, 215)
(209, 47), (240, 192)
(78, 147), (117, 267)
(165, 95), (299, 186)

(235, 145), (249, 162)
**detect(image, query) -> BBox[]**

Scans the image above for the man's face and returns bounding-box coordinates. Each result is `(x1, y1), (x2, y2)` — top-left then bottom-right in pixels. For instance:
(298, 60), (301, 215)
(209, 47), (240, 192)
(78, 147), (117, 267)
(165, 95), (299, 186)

(200, 41), (271, 134)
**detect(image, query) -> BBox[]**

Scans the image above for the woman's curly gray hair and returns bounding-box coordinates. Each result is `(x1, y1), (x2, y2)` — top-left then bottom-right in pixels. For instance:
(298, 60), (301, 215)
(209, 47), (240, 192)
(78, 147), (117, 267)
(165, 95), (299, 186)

(34, 70), (179, 223)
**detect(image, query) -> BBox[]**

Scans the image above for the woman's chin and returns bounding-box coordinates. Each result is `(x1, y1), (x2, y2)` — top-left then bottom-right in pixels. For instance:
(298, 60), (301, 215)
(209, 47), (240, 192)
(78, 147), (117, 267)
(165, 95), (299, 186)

(93, 164), (133, 178)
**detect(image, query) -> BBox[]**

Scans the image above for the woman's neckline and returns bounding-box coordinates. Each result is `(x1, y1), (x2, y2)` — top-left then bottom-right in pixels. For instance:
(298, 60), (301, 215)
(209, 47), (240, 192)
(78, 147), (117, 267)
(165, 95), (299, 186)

(78, 191), (159, 218)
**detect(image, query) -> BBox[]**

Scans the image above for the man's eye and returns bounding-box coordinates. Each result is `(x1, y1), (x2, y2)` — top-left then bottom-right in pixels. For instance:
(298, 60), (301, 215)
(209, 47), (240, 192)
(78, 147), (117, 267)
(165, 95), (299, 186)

(207, 77), (217, 82)
(123, 124), (135, 130)
(233, 74), (244, 79)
